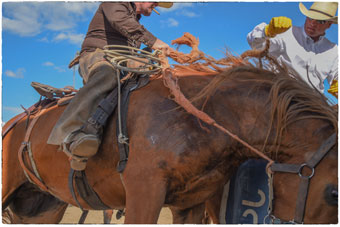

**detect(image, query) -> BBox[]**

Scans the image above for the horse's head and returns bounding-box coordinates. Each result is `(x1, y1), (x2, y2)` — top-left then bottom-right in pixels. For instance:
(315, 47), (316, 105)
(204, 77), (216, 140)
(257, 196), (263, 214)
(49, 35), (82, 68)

(259, 67), (339, 224)
(195, 65), (338, 224)
(270, 132), (338, 224)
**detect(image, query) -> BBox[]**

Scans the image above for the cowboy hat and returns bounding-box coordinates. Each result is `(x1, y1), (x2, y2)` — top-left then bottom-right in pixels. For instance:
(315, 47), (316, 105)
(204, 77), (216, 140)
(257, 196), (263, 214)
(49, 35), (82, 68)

(158, 2), (173, 8)
(299, 2), (338, 24)
(153, 2), (173, 15)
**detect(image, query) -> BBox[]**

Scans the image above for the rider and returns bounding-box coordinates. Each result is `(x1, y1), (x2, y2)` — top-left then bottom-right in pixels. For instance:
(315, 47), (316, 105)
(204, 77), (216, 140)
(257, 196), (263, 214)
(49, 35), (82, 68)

(47, 2), (173, 171)
(247, 2), (338, 95)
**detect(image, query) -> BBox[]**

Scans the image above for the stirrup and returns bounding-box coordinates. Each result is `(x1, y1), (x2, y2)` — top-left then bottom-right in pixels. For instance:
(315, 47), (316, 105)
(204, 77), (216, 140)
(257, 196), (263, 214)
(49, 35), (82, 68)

(70, 156), (88, 171)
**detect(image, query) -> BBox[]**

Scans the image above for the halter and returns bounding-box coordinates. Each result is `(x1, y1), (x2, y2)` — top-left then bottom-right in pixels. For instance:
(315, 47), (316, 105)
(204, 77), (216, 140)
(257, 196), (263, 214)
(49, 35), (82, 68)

(265, 133), (337, 224)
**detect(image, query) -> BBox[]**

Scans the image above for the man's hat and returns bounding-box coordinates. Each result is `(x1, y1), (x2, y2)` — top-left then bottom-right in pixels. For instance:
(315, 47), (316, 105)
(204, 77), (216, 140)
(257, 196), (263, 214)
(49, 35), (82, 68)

(299, 2), (338, 24)
(153, 2), (173, 15)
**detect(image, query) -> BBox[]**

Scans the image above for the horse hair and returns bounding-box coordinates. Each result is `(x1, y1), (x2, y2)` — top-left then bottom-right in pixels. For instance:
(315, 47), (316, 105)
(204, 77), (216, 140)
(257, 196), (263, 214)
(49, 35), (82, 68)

(191, 64), (337, 153)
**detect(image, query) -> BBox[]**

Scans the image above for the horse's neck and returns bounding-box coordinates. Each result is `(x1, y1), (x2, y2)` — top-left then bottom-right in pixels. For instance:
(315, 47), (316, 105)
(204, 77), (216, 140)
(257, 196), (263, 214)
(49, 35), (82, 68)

(205, 80), (334, 163)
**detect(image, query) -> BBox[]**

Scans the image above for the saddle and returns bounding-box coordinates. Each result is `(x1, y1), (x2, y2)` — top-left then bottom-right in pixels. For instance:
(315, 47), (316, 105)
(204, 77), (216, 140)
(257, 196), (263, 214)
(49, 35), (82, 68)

(2, 83), (76, 138)
(14, 74), (150, 216)
(31, 82), (77, 100)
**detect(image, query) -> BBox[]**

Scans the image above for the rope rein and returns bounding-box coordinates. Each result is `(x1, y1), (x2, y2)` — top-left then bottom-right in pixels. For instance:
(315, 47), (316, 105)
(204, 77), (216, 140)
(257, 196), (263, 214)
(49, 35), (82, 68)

(103, 45), (163, 75)
(162, 69), (274, 166)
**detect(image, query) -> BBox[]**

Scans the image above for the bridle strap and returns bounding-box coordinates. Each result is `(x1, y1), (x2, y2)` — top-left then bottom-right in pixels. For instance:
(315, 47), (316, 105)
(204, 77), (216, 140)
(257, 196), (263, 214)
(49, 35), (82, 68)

(270, 133), (337, 223)
(306, 133), (337, 168)
(295, 177), (310, 223)
(271, 163), (300, 173)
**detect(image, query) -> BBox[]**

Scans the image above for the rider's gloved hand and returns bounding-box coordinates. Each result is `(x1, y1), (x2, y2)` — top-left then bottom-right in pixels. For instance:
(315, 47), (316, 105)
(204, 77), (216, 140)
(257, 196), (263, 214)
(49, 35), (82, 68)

(265, 16), (292, 37)
(328, 80), (338, 98)
(152, 38), (170, 56)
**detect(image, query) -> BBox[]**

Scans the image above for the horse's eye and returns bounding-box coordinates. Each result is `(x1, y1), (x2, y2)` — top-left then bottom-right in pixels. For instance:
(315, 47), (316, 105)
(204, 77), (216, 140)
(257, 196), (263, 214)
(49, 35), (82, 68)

(331, 189), (338, 199)
(324, 184), (338, 206)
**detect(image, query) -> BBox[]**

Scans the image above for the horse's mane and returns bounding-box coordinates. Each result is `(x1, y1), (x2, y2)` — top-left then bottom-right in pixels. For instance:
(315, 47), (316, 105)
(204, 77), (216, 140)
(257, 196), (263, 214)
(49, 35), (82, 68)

(193, 65), (338, 150)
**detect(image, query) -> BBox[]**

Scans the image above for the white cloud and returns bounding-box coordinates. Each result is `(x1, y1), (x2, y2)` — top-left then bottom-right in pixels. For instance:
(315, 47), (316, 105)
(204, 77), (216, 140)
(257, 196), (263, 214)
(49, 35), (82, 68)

(43, 61), (66, 73)
(3, 2), (98, 38)
(161, 18), (180, 28)
(54, 33), (68, 41)
(2, 4), (42, 37)
(4, 68), (25, 78)
(53, 33), (84, 45)
(38, 37), (49, 42)
(168, 18), (179, 27)
(43, 62), (54, 66)
(53, 66), (66, 73)
(180, 10), (198, 18)
(3, 106), (23, 115)
(4, 70), (16, 78)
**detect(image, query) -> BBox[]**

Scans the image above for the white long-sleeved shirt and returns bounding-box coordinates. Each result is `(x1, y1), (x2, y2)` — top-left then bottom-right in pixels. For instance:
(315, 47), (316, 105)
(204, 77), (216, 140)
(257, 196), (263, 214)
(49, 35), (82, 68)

(247, 22), (338, 93)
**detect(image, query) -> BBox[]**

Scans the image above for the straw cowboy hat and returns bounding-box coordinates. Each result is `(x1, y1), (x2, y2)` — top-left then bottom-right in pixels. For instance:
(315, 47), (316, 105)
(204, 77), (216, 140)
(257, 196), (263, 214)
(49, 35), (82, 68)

(299, 2), (338, 24)
(153, 2), (173, 15)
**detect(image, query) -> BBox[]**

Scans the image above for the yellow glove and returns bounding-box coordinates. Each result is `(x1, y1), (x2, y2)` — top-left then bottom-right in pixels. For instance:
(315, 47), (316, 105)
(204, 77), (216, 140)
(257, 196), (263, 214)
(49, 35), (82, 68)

(265, 16), (292, 38)
(328, 80), (338, 98)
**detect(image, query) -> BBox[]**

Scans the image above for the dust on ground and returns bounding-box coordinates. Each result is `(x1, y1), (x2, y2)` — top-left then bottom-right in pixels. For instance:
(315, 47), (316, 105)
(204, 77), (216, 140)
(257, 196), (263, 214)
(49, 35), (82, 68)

(60, 205), (172, 224)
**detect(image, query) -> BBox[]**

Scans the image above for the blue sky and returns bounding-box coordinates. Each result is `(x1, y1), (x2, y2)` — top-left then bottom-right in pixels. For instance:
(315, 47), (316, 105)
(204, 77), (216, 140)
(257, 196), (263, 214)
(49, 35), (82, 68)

(2, 1), (338, 123)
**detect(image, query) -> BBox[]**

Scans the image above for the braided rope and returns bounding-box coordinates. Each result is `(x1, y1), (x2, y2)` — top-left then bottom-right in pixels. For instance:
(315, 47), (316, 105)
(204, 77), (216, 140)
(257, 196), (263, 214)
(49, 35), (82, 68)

(103, 45), (163, 74)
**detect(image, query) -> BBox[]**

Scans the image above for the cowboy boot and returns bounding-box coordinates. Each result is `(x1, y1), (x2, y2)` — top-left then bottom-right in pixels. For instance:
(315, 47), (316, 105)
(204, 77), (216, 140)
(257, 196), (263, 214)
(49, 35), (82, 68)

(70, 134), (100, 170)
(66, 131), (101, 171)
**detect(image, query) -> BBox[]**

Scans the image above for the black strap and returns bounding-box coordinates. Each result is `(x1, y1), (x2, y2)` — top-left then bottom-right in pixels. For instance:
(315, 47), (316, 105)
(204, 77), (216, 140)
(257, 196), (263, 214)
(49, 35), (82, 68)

(116, 75), (150, 173)
(309, 9), (334, 18)
(68, 169), (110, 212)
(294, 177), (310, 223)
(116, 78), (135, 172)
(78, 210), (89, 224)
(270, 163), (300, 173)
(269, 133), (337, 224)
(74, 170), (111, 210)
(307, 133), (336, 168)
(68, 169), (85, 210)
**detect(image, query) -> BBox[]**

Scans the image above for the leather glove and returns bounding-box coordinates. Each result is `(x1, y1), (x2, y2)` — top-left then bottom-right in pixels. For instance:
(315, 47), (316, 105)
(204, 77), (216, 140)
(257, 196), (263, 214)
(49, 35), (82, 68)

(328, 80), (338, 98)
(265, 16), (292, 37)
(152, 38), (170, 56)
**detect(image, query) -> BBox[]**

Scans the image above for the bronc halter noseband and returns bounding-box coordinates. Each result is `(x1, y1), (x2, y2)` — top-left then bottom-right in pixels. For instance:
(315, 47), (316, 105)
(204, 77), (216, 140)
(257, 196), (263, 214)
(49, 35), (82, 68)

(264, 133), (337, 224)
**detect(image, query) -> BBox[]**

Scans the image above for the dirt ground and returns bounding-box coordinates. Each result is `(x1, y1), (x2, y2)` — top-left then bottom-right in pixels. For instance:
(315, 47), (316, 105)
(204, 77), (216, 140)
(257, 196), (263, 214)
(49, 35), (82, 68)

(60, 205), (173, 224)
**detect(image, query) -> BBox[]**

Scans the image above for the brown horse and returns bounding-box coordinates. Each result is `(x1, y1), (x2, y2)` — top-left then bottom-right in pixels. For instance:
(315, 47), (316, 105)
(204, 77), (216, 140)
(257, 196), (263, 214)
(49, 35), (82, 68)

(2, 65), (337, 224)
